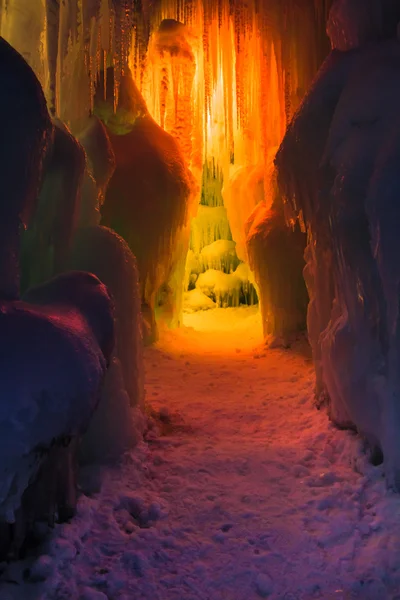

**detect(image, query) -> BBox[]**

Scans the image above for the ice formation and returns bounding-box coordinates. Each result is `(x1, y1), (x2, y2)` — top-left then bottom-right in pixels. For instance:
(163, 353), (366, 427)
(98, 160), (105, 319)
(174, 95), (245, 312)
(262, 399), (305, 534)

(276, 0), (400, 484)
(0, 36), (52, 300)
(70, 226), (144, 410)
(98, 68), (195, 340)
(21, 119), (86, 292)
(190, 205), (232, 255)
(327, 0), (400, 51)
(246, 200), (308, 341)
(222, 164), (266, 263)
(0, 0), (332, 340)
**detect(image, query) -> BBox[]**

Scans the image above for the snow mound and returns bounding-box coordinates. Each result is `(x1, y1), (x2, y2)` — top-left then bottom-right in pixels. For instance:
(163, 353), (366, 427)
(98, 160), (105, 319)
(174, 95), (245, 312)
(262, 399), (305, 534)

(196, 269), (242, 308)
(183, 289), (216, 313)
(200, 240), (239, 274)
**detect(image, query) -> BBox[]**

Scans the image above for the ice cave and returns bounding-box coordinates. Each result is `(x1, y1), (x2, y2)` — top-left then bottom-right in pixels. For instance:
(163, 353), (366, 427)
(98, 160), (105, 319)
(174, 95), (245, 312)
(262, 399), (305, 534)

(3, 0), (400, 597)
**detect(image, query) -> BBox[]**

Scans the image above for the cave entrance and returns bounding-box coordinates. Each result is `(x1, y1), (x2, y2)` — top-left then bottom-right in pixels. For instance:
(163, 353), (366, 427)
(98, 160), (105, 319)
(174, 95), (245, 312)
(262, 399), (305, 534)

(183, 158), (261, 333)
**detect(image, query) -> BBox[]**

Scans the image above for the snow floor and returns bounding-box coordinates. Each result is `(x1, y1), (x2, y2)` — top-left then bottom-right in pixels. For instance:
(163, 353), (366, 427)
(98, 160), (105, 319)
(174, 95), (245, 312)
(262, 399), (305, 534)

(2, 306), (400, 599)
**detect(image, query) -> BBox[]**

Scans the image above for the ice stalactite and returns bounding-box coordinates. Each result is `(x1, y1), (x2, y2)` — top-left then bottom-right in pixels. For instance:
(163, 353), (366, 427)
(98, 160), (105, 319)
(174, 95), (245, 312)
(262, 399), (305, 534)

(139, 19), (199, 173)
(0, 0), (331, 152)
(276, 0), (400, 486)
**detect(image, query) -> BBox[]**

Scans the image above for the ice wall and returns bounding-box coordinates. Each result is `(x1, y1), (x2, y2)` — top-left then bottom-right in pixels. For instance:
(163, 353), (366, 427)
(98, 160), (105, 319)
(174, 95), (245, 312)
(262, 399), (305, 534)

(0, 36), (117, 555)
(276, 2), (400, 485)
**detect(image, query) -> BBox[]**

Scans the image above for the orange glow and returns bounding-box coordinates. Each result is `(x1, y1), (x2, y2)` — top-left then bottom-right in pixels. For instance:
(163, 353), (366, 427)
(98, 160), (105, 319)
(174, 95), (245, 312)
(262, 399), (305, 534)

(129, 1), (287, 183)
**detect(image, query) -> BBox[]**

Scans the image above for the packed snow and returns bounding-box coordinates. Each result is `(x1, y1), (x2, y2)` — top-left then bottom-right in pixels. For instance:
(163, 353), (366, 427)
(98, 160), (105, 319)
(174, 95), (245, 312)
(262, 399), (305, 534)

(3, 309), (400, 599)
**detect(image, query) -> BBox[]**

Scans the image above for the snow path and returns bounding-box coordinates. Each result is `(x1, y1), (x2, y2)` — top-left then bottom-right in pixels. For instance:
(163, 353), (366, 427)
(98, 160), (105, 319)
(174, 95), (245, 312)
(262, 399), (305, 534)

(3, 309), (400, 599)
